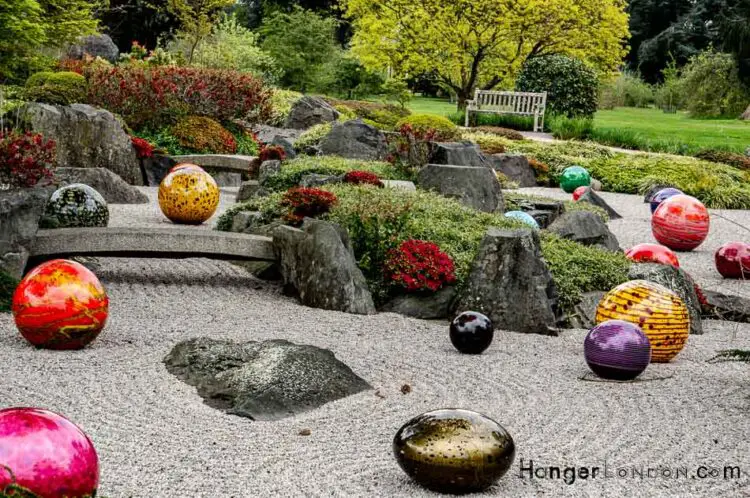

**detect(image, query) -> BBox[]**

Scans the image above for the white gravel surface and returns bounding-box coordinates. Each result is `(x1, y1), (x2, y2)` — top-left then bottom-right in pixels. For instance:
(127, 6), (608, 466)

(1, 187), (749, 497)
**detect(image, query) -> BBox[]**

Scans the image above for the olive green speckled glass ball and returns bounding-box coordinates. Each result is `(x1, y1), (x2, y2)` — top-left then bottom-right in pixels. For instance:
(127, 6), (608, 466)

(393, 409), (516, 494)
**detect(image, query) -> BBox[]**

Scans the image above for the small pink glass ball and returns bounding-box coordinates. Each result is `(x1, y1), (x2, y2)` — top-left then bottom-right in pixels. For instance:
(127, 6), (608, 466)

(572, 186), (589, 201)
(0, 408), (99, 497)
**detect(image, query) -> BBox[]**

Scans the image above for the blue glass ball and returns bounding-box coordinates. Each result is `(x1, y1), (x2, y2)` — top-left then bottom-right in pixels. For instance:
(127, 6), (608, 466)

(504, 211), (539, 229)
(650, 188), (683, 214)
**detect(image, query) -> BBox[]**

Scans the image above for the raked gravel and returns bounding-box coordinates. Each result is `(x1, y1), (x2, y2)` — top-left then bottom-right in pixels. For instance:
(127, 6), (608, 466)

(0, 187), (748, 497)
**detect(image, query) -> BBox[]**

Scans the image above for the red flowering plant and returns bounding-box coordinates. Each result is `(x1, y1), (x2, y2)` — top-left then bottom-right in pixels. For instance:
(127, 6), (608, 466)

(343, 170), (384, 187)
(0, 131), (56, 188)
(130, 136), (155, 159)
(384, 239), (456, 293)
(387, 123), (439, 175)
(280, 187), (337, 225)
(259, 145), (286, 162)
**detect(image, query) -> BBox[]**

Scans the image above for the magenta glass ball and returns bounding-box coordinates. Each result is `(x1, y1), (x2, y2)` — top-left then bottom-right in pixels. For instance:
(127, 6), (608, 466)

(584, 320), (652, 380)
(0, 408), (99, 497)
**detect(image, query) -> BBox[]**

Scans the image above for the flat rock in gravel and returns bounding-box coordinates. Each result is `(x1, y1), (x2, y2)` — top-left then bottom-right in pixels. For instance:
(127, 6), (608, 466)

(53, 167), (148, 204)
(164, 337), (371, 421)
(380, 286), (456, 319)
(456, 228), (559, 335)
(548, 210), (620, 251)
(273, 220), (375, 314)
(578, 188), (622, 220)
(628, 263), (703, 335)
(319, 120), (387, 161)
(418, 164), (503, 213)
(701, 290), (750, 323)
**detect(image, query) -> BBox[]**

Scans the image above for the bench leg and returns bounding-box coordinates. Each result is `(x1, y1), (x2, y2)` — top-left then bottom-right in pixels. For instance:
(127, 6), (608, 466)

(534, 113), (539, 133)
(465, 110), (470, 128)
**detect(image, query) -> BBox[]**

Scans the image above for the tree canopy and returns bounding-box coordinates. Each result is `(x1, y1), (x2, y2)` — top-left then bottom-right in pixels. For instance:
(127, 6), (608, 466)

(343, 0), (630, 108)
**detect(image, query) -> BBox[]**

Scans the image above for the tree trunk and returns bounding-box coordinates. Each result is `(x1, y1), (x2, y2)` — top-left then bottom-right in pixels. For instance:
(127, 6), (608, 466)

(741, 104), (750, 120)
(456, 90), (471, 111)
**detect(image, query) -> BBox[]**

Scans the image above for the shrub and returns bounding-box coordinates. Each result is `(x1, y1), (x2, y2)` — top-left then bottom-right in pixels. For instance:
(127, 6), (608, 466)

(295, 123), (332, 152)
(0, 270), (17, 313)
(695, 150), (750, 171)
(385, 240), (456, 293)
(0, 131), (56, 188)
(461, 132), (511, 154)
(547, 115), (594, 140)
(234, 130), (261, 156)
(679, 49), (749, 118)
(325, 98), (410, 128)
(23, 71), (86, 105)
(598, 72), (654, 109)
(267, 89), (303, 127)
(262, 156), (404, 192)
(259, 145), (287, 162)
(280, 187), (337, 225)
(528, 158), (550, 184)
(171, 116), (237, 154)
(87, 66), (273, 129)
(395, 114), (459, 141)
(131, 136), (155, 159)
(475, 126), (525, 140)
(344, 170), (383, 187)
(516, 55), (599, 118)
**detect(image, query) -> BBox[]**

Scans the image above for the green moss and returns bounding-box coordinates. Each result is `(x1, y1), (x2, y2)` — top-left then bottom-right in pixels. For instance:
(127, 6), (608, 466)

(23, 71), (86, 106)
(294, 123), (333, 152)
(0, 271), (16, 313)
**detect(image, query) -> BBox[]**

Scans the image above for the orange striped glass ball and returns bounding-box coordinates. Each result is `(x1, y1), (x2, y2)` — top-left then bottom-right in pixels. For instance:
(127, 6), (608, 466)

(595, 280), (689, 363)
(158, 167), (219, 225)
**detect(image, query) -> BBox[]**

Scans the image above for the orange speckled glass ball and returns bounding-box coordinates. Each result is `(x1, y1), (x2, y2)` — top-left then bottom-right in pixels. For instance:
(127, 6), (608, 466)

(158, 167), (220, 225)
(595, 280), (689, 363)
(12, 260), (108, 350)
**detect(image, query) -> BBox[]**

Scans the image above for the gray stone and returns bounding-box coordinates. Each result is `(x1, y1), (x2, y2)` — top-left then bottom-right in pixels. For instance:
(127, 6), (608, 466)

(0, 187), (53, 279)
(284, 96), (340, 130)
(548, 211), (620, 251)
(230, 211), (263, 234)
(205, 170), (242, 188)
(299, 174), (343, 188)
(271, 135), (296, 160)
(171, 155), (258, 176)
(563, 291), (606, 329)
(236, 181), (262, 203)
(418, 164), (504, 213)
(231, 260), (282, 281)
(590, 179), (603, 191)
(489, 154), (537, 187)
(163, 337), (370, 421)
(512, 199), (565, 229)
(578, 188), (622, 220)
(273, 220), (375, 315)
(643, 184), (678, 203)
(15, 103), (142, 185)
(319, 120), (388, 161)
(28, 227), (275, 264)
(429, 142), (491, 168)
(66, 34), (119, 62)
(628, 263), (703, 335)
(455, 228), (559, 335)
(259, 160), (282, 186)
(382, 180), (416, 191)
(702, 290), (750, 323)
(140, 154), (177, 186)
(380, 286), (457, 319)
(249, 125), (303, 145)
(53, 167), (148, 204)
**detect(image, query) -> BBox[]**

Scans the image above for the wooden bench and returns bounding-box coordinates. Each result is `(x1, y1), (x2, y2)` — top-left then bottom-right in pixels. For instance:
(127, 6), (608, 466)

(465, 90), (547, 132)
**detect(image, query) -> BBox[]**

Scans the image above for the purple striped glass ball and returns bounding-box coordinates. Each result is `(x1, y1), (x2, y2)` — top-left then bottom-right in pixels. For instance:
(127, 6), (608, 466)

(649, 188), (683, 214)
(584, 320), (651, 380)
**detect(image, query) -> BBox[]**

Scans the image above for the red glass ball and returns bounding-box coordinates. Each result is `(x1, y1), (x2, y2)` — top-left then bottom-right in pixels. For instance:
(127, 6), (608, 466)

(572, 186), (589, 201)
(624, 243), (680, 268)
(0, 408), (99, 498)
(715, 241), (750, 279)
(12, 259), (109, 350)
(651, 195), (710, 251)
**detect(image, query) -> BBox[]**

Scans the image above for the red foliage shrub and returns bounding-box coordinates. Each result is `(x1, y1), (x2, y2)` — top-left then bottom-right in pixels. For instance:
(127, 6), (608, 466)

(385, 240), (456, 293)
(280, 187), (337, 225)
(130, 136), (155, 159)
(343, 170), (383, 187)
(259, 145), (286, 162)
(0, 131), (56, 188)
(55, 58), (86, 75)
(87, 66), (273, 129)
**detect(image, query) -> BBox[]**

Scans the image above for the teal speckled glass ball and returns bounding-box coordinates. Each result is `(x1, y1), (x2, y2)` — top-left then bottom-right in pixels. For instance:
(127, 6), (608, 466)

(560, 166), (591, 193)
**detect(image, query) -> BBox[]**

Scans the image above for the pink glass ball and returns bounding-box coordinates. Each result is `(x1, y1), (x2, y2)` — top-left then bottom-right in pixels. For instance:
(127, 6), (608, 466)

(715, 241), (750, 279)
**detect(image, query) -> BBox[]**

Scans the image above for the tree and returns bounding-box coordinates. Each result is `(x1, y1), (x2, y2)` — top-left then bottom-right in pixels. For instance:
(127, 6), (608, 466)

(343, 0), (630, 109)
(167, 0), (235, 63)
(95, 0), (181, 52)
(260, 7), (339, 91)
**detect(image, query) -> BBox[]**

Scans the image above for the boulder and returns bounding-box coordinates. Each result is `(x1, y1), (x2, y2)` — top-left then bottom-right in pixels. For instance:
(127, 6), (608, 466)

(0, 187), (54, 279)
(701, 290), (750, 323)
(271, 135), (296, 160)
(417, 164), (504, 213)
(455, 228), (559, 335)
(319, 120), (387, 161)
(489, 154), (537, 187)
(249, 125), (303, 145)
(231, 211), (264, 233)
(53, 167), (148, 204)
(204, 169), (241, 187)
(140, 154), (177, 186)
(563, 291), (606, 329)
(273, 220), (375, 314)
(66, 34), (119, 62)
(284, 96), (340, 130)
(164, 338), (370, 421)
(380, 286), (457, 319)
(15, 103), (142, 185)
(509, 198), (564, 229)
(258, 160), (282, 186)
(628, 263), (703, 335)
(577, 188), (622, 220)
(429, 142), (491, 168)
(299, 174), (343, 188)
(590, 179), (603, 191)
(236, 180), (262, 203)
(548, 211), (620, 251)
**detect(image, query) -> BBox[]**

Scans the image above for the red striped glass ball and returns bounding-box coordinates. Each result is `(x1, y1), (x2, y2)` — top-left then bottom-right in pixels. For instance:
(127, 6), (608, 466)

(625, 243), (680, 268)
(651, 195), (709, 251)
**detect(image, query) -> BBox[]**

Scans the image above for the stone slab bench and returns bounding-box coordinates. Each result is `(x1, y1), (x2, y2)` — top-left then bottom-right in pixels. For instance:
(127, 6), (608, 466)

(171, 155), (259, 174)
(28, 227), (276, 268)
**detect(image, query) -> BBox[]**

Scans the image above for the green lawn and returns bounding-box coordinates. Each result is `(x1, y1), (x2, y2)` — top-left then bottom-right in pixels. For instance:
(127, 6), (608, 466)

(408, 96), (458, 117)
